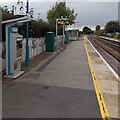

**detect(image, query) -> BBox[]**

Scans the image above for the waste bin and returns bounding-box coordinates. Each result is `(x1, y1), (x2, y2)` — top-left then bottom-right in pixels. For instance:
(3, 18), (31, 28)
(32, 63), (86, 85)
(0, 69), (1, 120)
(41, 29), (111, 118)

(45, 32), (55, 52)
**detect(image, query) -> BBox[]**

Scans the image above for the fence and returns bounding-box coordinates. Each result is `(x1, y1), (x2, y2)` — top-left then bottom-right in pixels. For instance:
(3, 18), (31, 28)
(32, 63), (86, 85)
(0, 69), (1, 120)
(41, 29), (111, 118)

(0, 35), (63, 72)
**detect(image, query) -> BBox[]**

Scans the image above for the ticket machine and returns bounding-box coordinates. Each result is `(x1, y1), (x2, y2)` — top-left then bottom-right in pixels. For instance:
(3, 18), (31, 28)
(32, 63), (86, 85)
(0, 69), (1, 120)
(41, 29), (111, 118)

(6, 25), (24, 78)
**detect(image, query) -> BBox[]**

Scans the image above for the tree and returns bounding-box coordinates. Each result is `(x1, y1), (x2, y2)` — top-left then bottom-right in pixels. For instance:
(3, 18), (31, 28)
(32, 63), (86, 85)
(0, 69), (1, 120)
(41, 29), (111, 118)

(1, 6), (25, 21)
(47, 1), (77, 32)
(1, 7), (15, 21)
(95, 25), (101, 31)
(105, 21), (119, 33)
(96, 29), (105, 36)
(29, 19), (50, 38)
(83, 26), (93, 34)
(4, 5), (8, 11)
(16, 19), (51, 38)
(1, 6), (51, 38)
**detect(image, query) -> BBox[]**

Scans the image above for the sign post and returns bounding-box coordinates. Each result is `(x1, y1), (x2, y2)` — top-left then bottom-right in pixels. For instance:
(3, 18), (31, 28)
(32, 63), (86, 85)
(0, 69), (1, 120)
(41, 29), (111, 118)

(56, 17), (69, 45)
(26, 0), (30, 67)
(26, 22), (29, 66)
(56, 19), (58, 48)
(63, 24), (65, 44)
(14, 0), (26, 16)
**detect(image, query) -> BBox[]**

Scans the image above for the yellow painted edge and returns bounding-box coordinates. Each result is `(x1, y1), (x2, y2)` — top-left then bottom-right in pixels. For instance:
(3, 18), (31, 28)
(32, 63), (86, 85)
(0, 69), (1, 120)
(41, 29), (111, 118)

(84, 38), (110, 120)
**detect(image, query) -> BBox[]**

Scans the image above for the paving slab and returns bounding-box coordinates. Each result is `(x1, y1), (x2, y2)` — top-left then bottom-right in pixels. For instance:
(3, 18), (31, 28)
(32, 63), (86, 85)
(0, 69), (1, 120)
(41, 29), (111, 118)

(95, 71), (118, 82)
(97, 80), (118, 95)
(103, 93), (119, 118)
(85, 37), (119, 119)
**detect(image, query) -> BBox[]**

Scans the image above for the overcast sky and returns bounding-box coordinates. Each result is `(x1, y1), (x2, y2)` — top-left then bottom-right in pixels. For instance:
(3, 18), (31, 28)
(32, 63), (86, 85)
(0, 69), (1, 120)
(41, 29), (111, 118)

(1, 0), (119, 2)
(1, 0), (119, 30)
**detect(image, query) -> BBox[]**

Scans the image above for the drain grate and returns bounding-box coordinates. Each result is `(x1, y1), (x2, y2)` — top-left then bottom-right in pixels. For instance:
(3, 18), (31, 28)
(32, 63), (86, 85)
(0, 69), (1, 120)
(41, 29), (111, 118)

(23, 73), (40, 79)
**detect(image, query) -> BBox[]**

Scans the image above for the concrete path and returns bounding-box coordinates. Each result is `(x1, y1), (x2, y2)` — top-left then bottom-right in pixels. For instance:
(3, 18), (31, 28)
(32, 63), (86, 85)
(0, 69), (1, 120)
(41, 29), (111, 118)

(3, 40), (102, 118)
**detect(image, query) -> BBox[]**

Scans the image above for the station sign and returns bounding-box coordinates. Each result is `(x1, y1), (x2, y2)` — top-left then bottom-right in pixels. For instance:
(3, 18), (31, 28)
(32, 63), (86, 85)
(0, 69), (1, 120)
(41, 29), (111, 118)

(14, 0), (26, 16)
(57, 20), (69, 25)
(11, 27), (18, 33)
(64, 20), (69, 25)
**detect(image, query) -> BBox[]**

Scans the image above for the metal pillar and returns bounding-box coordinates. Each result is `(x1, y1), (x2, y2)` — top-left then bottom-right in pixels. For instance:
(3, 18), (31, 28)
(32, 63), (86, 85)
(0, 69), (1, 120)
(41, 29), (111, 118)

(25, 0), (30, 66)
(63, 25), (65, 44)
(26, 22), (29, 66)
(56, 19), (58, 48)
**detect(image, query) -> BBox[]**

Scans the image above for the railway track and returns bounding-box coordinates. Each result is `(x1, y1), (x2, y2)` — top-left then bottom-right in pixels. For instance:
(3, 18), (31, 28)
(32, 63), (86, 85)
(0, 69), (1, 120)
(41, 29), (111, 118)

(98, 37), (120, 51)
(88, 35), (120, 61)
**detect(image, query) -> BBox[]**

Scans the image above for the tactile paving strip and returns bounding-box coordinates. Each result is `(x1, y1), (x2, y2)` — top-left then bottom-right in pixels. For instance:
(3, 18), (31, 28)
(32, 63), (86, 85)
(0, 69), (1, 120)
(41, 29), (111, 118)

(36, 46), (66, 72)
(23, 73), (40, 79)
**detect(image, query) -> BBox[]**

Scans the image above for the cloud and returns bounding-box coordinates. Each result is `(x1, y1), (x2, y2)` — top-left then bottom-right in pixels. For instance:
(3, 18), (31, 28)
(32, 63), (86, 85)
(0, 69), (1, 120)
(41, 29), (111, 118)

(1, 1), (118, 29)
(67, 2), (118, 28)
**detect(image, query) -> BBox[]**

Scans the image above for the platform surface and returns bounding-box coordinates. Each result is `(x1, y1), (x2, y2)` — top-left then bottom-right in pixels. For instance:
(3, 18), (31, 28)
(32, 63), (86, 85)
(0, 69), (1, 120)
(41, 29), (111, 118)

(3, 40), (102, 118)
(85, 37), (119, 119)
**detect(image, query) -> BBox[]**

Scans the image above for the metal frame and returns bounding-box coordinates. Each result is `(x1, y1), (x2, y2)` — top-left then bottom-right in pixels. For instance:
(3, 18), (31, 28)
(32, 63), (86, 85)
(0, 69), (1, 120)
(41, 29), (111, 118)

(2, 17), (32, 77)
(56, 17), (69, 46)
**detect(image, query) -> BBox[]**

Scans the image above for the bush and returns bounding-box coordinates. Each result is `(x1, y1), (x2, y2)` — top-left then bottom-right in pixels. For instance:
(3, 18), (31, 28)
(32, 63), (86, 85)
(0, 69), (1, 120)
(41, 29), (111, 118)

(96, 29), (105, 36)
(115, 36), (120, 39)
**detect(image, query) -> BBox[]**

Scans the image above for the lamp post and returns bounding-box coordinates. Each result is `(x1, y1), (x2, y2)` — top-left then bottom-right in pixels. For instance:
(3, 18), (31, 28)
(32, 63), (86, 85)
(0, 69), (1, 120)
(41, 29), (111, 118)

(63, 24), (65, 44)
(26, 0), (29, 14)
(56, 16), (69, 45)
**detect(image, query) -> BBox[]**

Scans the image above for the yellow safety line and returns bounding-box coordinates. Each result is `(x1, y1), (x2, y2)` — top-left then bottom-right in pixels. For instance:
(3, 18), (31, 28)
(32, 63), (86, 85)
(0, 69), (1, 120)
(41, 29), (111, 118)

(84, 39), (110, 120)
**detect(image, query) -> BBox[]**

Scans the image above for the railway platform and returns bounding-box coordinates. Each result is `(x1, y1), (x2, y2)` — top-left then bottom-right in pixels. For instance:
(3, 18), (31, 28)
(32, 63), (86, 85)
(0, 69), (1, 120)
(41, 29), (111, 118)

(99, 36), (120, 42)
(85, 36), (119, 119)
(2, 36), (119, 119)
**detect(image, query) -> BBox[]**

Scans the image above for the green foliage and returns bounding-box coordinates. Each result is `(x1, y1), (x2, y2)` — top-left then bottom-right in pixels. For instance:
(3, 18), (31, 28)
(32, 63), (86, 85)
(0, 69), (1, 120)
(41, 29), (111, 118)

(47, 2), (77, 26)
(1, 7), (15, 21)
(96, 29), (105, 36)
(82, 26), (93, 34)
(105, 20), (120, 33)
(115, 36), (120, 39)
(19, 19), (50, 38)
(30, 20), (50, 38)
(1, 7), (50, 38)
(95, 25), (101, 31)
(1, 6), (25, 21)
(18, 24), (26, 38)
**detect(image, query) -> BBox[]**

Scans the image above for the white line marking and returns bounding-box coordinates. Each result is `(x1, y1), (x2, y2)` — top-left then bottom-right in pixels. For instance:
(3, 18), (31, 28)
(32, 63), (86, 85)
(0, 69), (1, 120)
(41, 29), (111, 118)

(86, 36), (120, 81)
